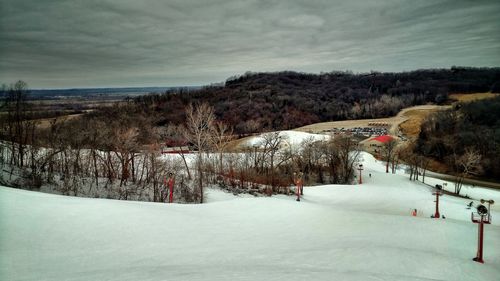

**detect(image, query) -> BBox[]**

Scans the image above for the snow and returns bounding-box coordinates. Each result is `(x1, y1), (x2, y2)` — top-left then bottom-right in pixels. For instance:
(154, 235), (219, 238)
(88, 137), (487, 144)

(245, 130), (330, 149)
(1, 151), (500, 281)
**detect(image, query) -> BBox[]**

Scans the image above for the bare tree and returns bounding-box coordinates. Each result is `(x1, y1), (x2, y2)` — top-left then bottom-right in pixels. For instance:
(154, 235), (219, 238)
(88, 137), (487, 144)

(333, 135), (360, 184)
(164, 124), (192, 179)
(382, 138), (398, 173)
(418, 156), (430, 183)
(244, 120), (261, 134)
(210, 121), (233, 174)
(184, 103), (215, 203)
(319, 135), (360, 184)
(112, 126), (139, 187)
(84, 118), (106, 188)
(399, 143), (420, 181)
(453, 148), (482, 195)
(5, 81), (30, 167)
(259, 132), (285, 190)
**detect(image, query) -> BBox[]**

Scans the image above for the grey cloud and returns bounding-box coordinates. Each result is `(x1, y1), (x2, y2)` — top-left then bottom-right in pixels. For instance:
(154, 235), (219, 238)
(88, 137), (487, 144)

(0, 0), (499, 88)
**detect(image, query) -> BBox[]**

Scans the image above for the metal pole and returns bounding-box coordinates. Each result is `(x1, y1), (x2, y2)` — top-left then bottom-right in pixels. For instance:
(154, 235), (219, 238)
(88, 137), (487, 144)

(474, 216), (485, 263)
(434, 192), (440, 218)
(358, 165), (363, 184)
(253, 145), (257, 169)
(479, 220), (484, 263)
(472, 202), (492, 264)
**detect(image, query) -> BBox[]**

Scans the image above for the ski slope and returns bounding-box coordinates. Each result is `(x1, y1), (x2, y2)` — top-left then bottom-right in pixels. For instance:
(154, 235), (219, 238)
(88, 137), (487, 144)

(1, 152), (499, 281)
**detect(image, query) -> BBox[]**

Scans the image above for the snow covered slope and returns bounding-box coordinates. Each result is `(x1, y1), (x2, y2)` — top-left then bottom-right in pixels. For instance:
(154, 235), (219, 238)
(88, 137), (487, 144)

(245, 130), (330, 149)
(1, 153), (499, 281)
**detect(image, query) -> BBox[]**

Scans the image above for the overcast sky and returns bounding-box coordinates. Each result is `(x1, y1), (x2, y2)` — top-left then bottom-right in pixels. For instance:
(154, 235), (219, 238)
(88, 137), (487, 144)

(1, 0), (499, 89)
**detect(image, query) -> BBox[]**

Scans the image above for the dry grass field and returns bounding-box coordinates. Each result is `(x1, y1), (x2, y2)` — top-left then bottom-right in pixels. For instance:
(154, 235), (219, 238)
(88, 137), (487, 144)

(35, 113), (85, 129)
(449, 92), (498, 103)
(399, 93), (497, 139)
(398, 108), (445, 139)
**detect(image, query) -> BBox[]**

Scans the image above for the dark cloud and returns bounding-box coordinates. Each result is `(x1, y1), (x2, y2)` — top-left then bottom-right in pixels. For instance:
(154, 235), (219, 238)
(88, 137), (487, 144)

(0, 0), (499, 88)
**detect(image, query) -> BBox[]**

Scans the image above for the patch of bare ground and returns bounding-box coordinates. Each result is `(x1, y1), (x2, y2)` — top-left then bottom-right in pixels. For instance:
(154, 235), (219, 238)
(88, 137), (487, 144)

(35, 113), (85, 129)
(449, 92), (498, 103)
(398, 108), (445, 139)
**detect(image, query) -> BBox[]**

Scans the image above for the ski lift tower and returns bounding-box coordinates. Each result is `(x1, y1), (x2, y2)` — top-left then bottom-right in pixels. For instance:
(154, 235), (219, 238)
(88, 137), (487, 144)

(471, 199), (494, 264)
(357, 164), (364, 184)
(432, 189), (443, 218)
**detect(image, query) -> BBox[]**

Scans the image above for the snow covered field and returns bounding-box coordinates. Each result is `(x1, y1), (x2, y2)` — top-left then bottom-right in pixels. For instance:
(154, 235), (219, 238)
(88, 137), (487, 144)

(1, 151), (499, 281)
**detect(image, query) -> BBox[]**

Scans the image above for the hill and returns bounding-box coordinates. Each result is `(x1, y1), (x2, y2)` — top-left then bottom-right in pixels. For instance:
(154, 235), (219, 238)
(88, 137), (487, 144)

(1, 152), (499, 281)
(130, 67), (500, 134)
(417, 95), (500, 181)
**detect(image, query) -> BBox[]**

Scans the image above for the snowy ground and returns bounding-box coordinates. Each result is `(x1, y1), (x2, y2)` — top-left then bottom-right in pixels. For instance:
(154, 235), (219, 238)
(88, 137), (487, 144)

(1, 152), (499, 281)
(245, 130), (330, 148)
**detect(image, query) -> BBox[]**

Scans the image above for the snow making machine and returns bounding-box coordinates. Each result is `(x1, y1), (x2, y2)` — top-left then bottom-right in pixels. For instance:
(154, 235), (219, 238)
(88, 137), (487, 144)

(471, 199), (494, 263)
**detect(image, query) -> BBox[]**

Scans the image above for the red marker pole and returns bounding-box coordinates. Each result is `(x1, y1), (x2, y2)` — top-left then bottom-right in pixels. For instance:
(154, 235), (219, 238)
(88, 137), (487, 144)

(433, 191), (442, 218)
(163, 177), (167, 202)
(474, 215), (485, 263)
(168, 177), (174, 203)
(296, 179), (300, 202)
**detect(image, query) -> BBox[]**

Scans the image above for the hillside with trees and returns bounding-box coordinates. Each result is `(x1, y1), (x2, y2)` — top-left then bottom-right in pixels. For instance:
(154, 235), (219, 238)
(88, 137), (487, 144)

(133, 67), (500, 134)
(416, 96), (500, 184)
(1, 67), (500, 202)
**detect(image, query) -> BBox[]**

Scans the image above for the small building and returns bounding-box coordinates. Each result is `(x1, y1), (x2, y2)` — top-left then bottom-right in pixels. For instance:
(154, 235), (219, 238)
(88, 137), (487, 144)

(362, 135), (396, 156)
(370, 135), (394, 144)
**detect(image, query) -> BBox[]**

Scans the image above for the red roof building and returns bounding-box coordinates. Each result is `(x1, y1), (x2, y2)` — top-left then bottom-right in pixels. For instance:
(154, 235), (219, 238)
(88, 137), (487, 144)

(371, 135), (394, 143)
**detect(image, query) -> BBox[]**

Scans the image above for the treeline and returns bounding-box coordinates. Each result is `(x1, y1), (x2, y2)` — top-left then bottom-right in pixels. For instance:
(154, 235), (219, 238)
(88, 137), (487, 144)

(416, 95), (500, 184)
(0, 84), (362, 202)
(0, 82), (188, 201)
(131, 67), (499, 134)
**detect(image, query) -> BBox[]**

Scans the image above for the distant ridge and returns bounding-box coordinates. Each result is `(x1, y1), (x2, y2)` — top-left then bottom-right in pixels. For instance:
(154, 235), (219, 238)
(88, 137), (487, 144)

(24, 86), (201, 99)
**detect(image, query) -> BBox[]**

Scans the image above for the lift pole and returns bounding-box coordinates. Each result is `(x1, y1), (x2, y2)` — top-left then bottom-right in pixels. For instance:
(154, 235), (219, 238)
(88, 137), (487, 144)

(472, 200), (494, 264)
(432, 190), (442, 218)
(357, 164), (364, 184)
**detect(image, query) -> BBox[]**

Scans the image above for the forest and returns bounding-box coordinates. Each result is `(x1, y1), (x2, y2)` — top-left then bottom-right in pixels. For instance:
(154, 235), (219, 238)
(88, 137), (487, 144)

(132, 67), (500, 134)
(0, 82), (360, 203)
(416, 96), (500, 183)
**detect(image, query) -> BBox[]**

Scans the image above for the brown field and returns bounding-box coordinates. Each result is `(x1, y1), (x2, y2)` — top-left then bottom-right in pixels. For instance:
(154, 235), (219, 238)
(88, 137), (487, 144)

(16, 98), (124, 130)
(449, 92), (498, 103)
(398, 107), (446, 139)
(35, 113), (85, 129)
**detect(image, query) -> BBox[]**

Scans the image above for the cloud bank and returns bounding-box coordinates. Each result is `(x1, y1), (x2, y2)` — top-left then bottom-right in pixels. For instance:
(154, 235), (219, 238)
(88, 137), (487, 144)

(1, 0), (499, 88)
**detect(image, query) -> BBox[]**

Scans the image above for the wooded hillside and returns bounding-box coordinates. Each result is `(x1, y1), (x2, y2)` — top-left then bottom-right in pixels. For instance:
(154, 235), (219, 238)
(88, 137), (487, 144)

(417, 95), (500, 181)
(133, 67), (500, 134)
